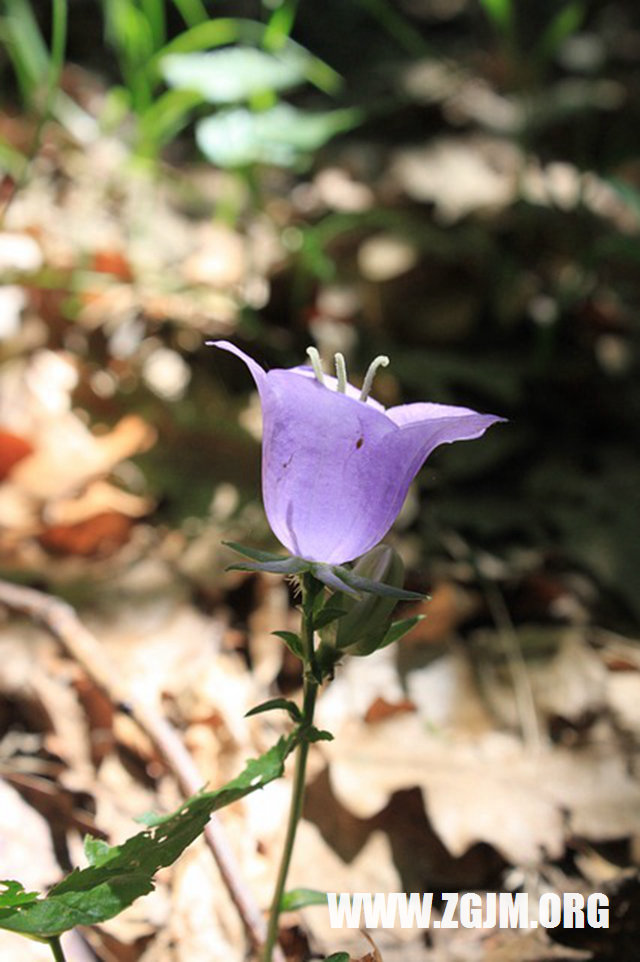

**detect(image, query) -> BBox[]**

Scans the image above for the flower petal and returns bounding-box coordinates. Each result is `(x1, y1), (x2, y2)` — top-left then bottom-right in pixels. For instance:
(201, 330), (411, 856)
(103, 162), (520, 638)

(207, 340), (268, 393)
(387, 401), (505, 428)
(360, 407), (506, 548)
(260, 371), (397, 563)
(288, 365), (386, 411)
(211, 342), (506, 565)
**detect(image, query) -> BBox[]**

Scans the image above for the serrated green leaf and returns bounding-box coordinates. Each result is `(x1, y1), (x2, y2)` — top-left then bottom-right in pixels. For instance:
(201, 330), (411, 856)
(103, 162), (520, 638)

(280, 887), (327, 911)
(272, 630), (304, 657)
(0, 881), (40, 910)
(0, 737), (293, 939)
(83, 837), (112, 867)
(245, 698), (302, 722)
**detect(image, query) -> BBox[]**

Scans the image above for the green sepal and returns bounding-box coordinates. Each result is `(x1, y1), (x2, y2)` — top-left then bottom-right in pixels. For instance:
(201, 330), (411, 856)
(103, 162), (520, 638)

(272, 630), (303, 657)
(227, 557), (309, 575)
(374, 615), (425, 653)
(322, 545), (414, 657)
(223, 541), (295, 563)
(311, 564), (361, 598)
(332, 565), (425, 600)
(313, 601), (349, 630)
(245, 698), (302, 722)
(280, 888), (328, 911)
(323, 954), (350, 962)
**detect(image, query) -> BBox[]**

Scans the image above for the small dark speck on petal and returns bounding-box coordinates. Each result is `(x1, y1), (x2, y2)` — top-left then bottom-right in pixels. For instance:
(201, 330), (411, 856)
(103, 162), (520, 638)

(356, 437), (364, 449)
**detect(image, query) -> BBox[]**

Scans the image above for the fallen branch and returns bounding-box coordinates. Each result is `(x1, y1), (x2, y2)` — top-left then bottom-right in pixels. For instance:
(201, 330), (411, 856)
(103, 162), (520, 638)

(0, 578), (284, 962)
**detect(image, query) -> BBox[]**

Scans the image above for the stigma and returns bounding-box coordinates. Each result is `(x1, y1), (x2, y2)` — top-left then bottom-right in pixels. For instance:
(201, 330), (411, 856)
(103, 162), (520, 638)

(305, 347), (389, 402)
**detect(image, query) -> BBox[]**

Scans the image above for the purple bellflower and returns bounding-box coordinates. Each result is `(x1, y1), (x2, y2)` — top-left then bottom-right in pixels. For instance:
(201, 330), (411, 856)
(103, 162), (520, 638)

(211, 341), (505, 566)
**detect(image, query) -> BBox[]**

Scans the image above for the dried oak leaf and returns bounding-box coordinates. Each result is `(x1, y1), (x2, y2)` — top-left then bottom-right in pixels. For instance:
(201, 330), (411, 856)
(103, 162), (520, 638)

(38, 510), (136, 557)
(92, 248), (133, 281)
(324, 714), (640, 865)
(0, 429), (33, 480)
(12, 414), (155, 503)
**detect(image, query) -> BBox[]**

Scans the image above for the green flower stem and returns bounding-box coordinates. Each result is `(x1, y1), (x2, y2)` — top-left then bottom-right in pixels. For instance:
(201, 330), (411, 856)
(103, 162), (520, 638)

(48, 937), (68, 962)
(262, 574), (320, 962)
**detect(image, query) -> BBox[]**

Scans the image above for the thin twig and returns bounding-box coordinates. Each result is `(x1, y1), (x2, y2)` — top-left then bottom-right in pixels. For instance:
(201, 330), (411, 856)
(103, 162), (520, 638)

(483, 580), (544, 751)
(0, 578), (283, 962)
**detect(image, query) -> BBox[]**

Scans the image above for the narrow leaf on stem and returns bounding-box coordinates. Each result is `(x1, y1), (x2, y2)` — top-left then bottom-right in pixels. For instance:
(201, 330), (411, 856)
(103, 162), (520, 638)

(245, 698), (302, 722)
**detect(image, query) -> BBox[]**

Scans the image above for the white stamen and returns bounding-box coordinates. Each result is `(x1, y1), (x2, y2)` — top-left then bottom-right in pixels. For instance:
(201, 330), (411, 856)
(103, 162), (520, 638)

(334, 353), (347, 393)
(306, 346), (325, 385)
(359, 355), (389, 401)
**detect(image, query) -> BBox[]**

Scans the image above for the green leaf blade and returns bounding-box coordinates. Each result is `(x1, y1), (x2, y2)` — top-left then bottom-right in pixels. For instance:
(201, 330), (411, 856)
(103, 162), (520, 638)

(280, 887), (328, 911)
(272, 630), (304, 657)
(375, 615), (425, 652)
(245, 698), (302, 722)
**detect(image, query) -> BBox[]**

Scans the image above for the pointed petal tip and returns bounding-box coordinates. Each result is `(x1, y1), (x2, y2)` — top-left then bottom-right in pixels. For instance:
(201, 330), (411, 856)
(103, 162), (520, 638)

(207, 340), (267, 390)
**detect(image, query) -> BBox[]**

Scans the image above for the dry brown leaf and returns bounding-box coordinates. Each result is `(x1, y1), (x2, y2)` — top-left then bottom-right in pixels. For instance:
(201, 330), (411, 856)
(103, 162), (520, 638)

(0, 428), (33, 480)
(157, 840), (244, 962)
(182, 224), (246, 288)
(320, 648), (494, 738)
(475, 630), (608, 729)
(247, 575), (293, 687)
(324, 711), (640, 865)
(12, 413), (155, 502)
(364, 697), (416, 724)
(0, 231), (43, 272)
(390, 136), (521, 222)
(92, 248), (134, 280)
(0, 626), (92, 773)
(0, 351), (156, 559)
(38, 511), (136, 557)
(0, 779), (62, 961)
(288, 823), (408, 957)
(43, 479), (152, 526)
(606, 670), (640, 734)
(405, 582), (481, 647)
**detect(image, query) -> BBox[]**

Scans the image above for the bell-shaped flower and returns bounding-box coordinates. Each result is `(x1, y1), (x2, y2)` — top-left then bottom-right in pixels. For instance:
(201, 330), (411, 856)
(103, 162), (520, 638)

(210, 341), (505, 565)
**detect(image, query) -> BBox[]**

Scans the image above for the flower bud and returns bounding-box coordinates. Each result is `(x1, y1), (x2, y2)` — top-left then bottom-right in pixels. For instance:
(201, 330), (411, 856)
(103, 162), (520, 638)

(333, 544), (405, 656)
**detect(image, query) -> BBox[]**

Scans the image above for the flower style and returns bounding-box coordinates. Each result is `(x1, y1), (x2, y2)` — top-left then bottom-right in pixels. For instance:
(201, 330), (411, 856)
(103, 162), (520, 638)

(211, 341), (505, 565)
